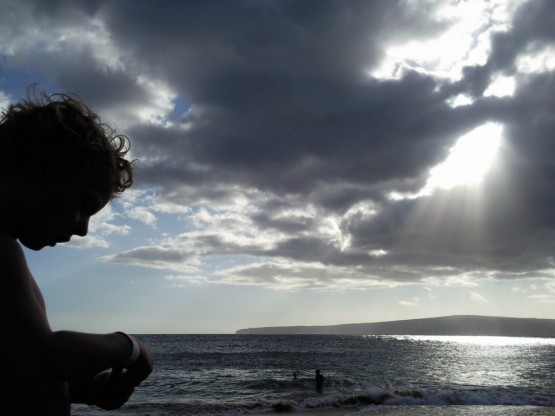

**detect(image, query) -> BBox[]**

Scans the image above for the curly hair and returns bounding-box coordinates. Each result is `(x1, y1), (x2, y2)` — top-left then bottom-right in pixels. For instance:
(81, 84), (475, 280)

(0, 86), (133, 196)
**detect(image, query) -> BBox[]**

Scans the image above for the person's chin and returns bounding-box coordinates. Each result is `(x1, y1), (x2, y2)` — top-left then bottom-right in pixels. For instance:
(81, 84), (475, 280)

(20, 238), (52, 251)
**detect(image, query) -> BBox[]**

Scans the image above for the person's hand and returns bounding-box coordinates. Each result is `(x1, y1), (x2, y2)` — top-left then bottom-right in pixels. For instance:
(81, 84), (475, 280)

(86, 369), (135, 410)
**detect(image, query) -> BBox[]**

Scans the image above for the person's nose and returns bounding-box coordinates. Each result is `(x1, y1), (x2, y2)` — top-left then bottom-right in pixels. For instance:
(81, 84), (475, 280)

(73, 216), (90, 237)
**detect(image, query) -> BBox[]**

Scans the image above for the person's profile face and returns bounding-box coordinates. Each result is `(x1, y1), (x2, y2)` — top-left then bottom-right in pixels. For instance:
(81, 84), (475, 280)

(17, 171), (113, 250)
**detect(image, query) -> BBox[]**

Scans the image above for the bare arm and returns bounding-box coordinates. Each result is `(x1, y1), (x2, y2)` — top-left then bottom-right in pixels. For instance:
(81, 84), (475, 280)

(0, 234), (153, 386)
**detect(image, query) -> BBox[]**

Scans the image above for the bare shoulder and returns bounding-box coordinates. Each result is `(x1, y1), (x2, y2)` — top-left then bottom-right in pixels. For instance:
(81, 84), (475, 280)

(0, 231), (46, 313)
(0, 232), (30, 283)
(0, 232), (26, 261)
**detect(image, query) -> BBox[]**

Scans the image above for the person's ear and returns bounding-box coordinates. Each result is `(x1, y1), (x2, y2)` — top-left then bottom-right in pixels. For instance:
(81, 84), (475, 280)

(34, 154), (91, 178)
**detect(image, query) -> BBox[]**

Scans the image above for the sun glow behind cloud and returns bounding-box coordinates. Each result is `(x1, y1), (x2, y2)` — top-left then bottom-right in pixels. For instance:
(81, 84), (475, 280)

(516, 44), (555, 74)
(370, 0), (524, 81)
(390, 123), (503, 201)
(423, 123), (503, 194)
(483, 75), (516, 98)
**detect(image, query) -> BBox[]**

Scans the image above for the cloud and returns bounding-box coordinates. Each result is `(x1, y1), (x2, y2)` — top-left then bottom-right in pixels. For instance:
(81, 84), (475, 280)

(213, 260), (401, 291)
(66, 235), (110, 249)
(100, 241), (201, 273)
(128, 207), (157, 226)
(399, 298), (419, 307)
(469, 291), (489, 304)
(4, 0), (555, 291)
(526, 294), (555, 303)
(0, 90), (10, 112)
(164, 274), (209, 287)
(99, 3), (552, 283)
(524, 280), (555, 303)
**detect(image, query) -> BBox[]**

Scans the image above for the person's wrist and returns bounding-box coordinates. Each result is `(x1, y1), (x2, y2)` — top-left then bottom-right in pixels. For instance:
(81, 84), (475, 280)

(117, 331), (140, 367)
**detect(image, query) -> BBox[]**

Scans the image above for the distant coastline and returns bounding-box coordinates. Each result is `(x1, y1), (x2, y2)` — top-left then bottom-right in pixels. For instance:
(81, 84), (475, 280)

(236, 315), (555, 337)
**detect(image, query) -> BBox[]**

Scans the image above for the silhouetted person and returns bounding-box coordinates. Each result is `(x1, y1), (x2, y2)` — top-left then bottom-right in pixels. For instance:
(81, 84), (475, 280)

(0, 87), (154, 415)
(315, 369), (324, 394)
(293, 371), (297, 380)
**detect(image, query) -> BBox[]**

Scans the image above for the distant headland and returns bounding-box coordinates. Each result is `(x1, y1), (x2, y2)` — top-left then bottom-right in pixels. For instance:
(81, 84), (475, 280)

(236, 315), (555, 337)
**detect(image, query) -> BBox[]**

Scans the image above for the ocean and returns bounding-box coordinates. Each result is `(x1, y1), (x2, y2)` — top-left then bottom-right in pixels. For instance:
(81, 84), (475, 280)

(72, 334), (555, 416)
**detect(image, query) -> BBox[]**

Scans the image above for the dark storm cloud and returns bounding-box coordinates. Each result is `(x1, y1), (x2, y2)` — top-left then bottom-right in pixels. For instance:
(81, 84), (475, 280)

(5, 0), (555, 285)
(97, 0), (555, 280)
(90, 0), (462, 193)
(132, 73), (466, 196)
(94, 2), (490, 193)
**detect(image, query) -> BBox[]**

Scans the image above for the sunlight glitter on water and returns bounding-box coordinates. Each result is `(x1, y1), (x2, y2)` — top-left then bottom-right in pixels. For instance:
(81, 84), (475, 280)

(391, 335), (555, 346)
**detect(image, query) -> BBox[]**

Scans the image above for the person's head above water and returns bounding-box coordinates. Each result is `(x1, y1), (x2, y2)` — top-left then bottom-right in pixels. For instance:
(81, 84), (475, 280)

(0, 86), (134, 250)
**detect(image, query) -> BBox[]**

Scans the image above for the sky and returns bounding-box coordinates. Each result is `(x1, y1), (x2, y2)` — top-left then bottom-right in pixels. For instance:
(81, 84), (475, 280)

(1, 0), (555, 334)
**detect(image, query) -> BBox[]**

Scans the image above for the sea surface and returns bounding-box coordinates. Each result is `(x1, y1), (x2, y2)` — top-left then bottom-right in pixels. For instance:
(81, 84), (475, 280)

(72, 334), (555, 415)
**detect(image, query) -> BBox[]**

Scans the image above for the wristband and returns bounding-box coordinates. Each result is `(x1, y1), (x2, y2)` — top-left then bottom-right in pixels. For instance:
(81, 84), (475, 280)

(117, 331), (140, 367)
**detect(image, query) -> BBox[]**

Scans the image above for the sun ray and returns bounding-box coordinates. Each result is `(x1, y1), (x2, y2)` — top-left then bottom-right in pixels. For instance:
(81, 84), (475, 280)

(389, 123), (507, 278)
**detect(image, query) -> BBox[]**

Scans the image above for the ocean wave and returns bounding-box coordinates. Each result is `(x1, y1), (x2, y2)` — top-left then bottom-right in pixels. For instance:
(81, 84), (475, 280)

(73, 384), (555, 416)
